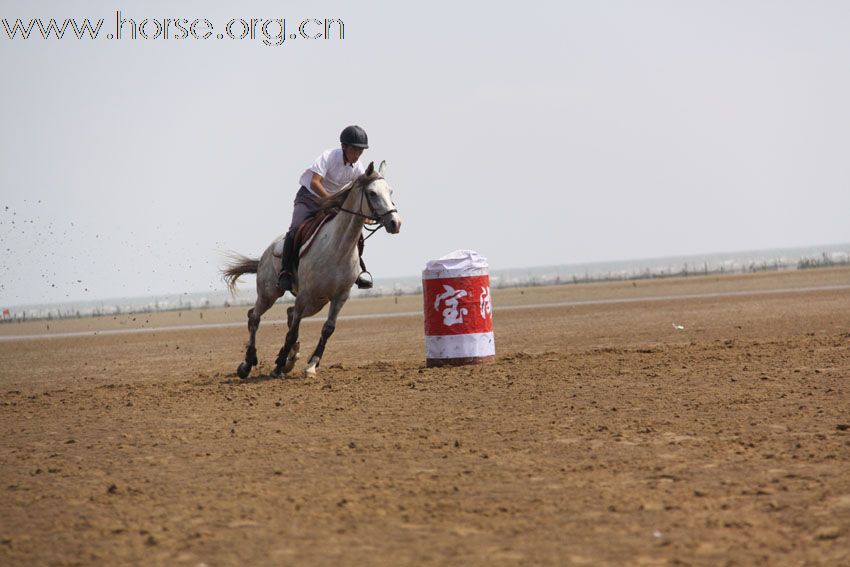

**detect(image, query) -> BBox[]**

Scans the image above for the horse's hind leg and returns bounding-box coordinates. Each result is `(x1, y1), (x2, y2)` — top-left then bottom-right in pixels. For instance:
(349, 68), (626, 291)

(272, 302), (304, 377)
(282, 306), (300, 373)
(236, 296), (273, 379)
(304, 294), (348, 378)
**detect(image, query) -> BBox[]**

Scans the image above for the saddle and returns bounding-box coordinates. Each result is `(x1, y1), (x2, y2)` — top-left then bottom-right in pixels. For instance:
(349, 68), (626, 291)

(273, 209), (338, 260)
(294, 209), (337, 258)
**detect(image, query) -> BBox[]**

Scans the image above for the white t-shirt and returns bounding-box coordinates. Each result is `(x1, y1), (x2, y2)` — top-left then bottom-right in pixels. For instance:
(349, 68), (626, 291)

(299, 148), (366, 197)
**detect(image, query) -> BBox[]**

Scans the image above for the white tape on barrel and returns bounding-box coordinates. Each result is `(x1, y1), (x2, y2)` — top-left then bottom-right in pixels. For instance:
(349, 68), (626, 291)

(424, 332), (495, 359)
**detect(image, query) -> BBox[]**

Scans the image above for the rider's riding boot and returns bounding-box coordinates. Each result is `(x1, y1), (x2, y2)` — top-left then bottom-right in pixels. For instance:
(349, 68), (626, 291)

(277, 231), (296, 293)
(355, 234), (373, 290)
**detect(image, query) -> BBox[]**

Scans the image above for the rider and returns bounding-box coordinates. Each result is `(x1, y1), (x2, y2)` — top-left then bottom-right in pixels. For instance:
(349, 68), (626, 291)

(277, 125), (373, 293)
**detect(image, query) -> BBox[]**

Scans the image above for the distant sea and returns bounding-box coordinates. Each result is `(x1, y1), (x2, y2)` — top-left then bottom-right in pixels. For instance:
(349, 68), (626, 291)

(3, 243), (849, 320)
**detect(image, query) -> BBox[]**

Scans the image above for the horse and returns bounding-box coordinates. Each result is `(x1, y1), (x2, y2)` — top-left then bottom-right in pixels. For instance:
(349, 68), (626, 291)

(222, 161), (401, 379)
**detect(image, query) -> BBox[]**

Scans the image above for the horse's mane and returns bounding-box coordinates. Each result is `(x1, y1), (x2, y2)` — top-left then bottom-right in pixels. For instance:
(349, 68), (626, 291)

(318, 172), (380, 211)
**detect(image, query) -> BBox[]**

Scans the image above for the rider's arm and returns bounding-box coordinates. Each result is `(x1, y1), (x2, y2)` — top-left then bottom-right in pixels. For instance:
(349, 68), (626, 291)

(310, 172), (331, 199)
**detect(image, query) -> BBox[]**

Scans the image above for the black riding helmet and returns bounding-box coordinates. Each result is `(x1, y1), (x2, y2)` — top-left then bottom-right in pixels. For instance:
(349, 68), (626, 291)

(340, 125), (369, 148)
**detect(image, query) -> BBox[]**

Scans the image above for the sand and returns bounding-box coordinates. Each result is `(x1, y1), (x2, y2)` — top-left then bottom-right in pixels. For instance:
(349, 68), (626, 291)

(1, 267), (849, 565)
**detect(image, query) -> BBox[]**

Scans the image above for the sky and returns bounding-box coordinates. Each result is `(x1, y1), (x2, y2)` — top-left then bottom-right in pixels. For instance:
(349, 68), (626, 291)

(1, 0), (849, 307)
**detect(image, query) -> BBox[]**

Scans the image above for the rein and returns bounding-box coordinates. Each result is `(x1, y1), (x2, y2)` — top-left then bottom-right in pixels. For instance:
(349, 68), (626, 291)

(336, 177), (398, 241)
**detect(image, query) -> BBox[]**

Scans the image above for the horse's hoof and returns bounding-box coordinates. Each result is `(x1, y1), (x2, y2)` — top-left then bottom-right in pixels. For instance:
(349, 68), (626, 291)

(236, 362), (252, 379)
(304, 357), (318, 379)
(282, 343), (300, 374)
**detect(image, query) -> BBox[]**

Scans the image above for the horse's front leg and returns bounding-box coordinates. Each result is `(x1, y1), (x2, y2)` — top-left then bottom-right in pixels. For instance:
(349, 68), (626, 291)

(304, 295), (348, 378)
(236, 307), (260, 379)
(236, 295), (274, 379)
(272, 304), (303, 377)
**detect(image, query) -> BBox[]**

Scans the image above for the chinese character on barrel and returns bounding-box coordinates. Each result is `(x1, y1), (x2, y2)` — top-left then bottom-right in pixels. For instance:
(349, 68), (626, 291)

(422, 250), (495, 367)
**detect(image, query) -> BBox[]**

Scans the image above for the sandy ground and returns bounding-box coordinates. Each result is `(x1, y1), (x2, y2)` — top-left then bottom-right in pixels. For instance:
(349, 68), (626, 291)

(1, 268), (849, 565)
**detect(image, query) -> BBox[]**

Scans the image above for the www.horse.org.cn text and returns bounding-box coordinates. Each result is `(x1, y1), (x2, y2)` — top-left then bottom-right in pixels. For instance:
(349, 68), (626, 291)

(0, 11), (345, 47)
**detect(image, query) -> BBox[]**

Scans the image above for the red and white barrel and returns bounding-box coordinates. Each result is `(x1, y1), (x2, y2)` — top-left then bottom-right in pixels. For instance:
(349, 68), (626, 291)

(422, 250), (495, 367)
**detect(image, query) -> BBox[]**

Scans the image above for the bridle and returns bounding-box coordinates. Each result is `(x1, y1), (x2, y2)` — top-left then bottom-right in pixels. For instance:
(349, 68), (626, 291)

(337, 176), (398, 241)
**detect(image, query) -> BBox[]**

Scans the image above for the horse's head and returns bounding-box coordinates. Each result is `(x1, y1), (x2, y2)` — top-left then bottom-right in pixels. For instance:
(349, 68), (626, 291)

(359, 161), (401, 234)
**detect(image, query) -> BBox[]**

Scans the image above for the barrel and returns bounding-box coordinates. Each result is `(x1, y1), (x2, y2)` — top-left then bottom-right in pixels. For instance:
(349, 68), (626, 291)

(422, 250), (495, 367)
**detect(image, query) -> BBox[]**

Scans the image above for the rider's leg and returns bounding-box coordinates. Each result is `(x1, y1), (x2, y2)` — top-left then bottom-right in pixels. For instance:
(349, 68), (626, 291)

(355, 234), (373, 290)
(279, 187), (320, 294)
(277, 229), (296, 292)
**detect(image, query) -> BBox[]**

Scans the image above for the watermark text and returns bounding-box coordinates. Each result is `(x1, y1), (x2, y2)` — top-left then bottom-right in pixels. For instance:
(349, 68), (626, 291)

(1, 11), (345, 46)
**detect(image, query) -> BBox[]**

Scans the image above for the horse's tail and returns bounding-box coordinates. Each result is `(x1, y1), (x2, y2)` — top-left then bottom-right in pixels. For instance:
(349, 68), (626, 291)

(221, 253), (260, 294)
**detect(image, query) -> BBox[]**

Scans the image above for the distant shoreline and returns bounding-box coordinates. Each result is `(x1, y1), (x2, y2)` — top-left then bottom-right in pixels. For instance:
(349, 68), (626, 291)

(2, 249), (849, 324)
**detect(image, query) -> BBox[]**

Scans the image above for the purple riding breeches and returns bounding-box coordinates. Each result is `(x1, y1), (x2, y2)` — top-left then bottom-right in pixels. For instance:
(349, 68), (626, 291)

(288, 186), (322, 233)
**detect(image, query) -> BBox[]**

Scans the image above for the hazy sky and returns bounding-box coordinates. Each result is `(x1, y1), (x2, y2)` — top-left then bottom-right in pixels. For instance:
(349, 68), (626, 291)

(2, 0), (849, 306)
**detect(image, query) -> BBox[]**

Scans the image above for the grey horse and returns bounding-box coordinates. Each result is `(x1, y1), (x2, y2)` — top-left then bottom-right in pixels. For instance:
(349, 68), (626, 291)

(222, 161), (401, 379)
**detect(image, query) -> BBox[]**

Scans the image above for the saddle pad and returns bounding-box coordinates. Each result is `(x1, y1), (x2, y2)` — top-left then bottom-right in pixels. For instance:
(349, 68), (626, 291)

(272, 235), (286, 258)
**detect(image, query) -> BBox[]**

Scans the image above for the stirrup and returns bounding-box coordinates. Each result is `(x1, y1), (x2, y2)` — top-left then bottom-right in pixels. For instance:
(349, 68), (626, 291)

(355, 271), (373, 290)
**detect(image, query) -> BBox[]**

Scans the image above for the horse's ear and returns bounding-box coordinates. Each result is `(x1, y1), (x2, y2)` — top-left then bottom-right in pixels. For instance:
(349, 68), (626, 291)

(378, 160), (387, 177)
(365, 161), (375, 176)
